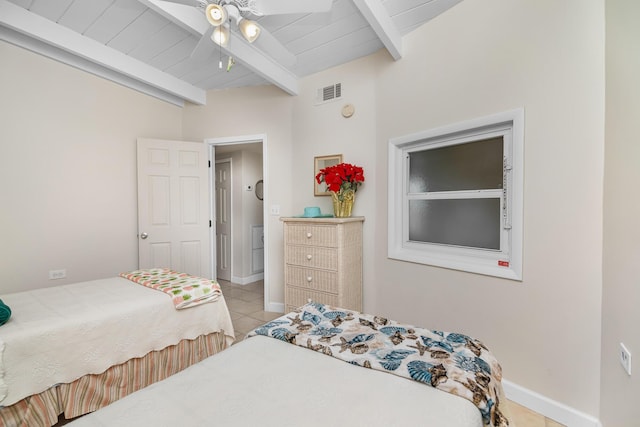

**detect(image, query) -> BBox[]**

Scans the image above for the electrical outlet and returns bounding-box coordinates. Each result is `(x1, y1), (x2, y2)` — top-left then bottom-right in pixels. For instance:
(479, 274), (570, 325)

(49, 269), (66, 280)
(270, 205), (280, 215)
(620, 343), (632, 376)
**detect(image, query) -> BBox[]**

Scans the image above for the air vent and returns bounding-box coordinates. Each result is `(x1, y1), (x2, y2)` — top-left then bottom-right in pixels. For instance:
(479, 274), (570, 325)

(315, 83), (342, 105)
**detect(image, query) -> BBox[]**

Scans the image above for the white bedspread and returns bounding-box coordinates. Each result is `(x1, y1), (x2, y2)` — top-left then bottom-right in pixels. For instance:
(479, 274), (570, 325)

(70, 335), (483, 427)
(0, 277), (234, 407)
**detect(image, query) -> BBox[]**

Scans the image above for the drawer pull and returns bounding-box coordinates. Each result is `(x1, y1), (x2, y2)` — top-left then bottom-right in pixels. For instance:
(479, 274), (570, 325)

(306, 254), (312, 260)
(306, 276), (313, 282)
(306, 232), (312, 238)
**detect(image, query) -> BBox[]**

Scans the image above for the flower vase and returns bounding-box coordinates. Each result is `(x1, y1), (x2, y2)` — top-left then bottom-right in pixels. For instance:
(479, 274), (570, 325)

(331, 189), (355, 218)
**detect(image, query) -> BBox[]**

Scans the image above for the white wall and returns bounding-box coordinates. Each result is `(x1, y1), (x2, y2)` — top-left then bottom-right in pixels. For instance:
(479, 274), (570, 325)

(0, 41), (183, 293)
(0, 0), (618, 420)
(601, 0), (640, 424)
(241, 150), (263, 277)
(371, 0), (605, 416)
(182, 86), (293, 307)
(290, 54), (378, 309)
(287, 0), (605, 418)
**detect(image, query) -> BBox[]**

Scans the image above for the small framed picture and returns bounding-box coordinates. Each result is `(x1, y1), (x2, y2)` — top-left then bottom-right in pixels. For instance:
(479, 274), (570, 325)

(314, 154), (343, 196)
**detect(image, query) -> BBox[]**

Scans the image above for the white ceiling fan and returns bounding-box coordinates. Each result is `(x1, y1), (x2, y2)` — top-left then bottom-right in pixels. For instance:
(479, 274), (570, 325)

(160, 0), (334, 64)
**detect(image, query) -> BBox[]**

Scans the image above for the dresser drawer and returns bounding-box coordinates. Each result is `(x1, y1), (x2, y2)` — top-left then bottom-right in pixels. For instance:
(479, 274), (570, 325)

(286, 246), (337, 270)
(285, 224), (337, 247)
(285, 266), (338, 293)
(285, 286), (339, 309)
(282, 217), (364, 314)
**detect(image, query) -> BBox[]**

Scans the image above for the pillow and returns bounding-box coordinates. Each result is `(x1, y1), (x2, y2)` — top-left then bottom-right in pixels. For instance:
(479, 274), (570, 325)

(0, 299), (11, 326)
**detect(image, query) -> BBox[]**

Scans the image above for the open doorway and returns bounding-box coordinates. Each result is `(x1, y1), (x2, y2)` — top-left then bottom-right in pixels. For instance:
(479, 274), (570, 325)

(207, 135), (267, 310)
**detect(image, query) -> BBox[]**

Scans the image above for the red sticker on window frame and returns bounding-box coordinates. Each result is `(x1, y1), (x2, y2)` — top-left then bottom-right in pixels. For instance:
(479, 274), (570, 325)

(498, 260), (510, 267)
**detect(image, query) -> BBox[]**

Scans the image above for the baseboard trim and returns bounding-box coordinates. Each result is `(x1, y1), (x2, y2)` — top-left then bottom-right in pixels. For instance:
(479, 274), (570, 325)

(265, 301), (284, 313)
(230, 273), (264, 285)
(503, 379), (602, 427)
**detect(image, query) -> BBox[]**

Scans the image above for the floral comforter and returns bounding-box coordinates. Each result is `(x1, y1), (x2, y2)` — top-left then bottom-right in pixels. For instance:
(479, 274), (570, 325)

(120, 269), (222, 309)
(248, 302), (509, 427)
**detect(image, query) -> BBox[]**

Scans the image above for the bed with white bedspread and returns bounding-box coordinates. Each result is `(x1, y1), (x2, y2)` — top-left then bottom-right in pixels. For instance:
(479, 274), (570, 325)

(0, 274), (234, 426)
(70, 301), (511, 427)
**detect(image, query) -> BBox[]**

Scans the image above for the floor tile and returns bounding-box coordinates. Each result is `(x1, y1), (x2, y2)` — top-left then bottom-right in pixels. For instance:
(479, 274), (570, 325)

(226, 299), (264, 316)
(238, 290), (264, 302)
(545, 418), (566, 427)
(247, 310), (282, 322)
(232, 315), (265, 334)
(222, 287), (245, 299)
(229, 311), (245, 321)
(506, 401), (547, 427)
(240, 281), (264, 294)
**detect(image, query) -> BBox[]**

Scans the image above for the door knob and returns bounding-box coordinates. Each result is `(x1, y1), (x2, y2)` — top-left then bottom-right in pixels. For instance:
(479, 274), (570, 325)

(140, 232), (149, 240)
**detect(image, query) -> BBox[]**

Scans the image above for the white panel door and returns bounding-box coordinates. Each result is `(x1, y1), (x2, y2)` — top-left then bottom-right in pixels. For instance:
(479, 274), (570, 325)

(137, 138), (210, 277)
(215, 160), (231, 281)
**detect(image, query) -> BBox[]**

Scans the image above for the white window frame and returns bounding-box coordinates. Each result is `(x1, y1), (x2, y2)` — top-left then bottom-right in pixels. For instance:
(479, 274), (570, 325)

(388, 109), (524, 280)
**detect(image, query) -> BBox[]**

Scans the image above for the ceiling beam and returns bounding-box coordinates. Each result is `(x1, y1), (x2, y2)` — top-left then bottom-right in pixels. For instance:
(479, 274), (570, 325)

(353, 0), (402, 60)
(143, 0), (298, 95)
(0, 0), (206, 106)
(0, 26), (188, 106)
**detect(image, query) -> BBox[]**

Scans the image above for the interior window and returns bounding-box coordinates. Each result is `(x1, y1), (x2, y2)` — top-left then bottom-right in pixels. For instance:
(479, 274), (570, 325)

(388, 109), (524, 280)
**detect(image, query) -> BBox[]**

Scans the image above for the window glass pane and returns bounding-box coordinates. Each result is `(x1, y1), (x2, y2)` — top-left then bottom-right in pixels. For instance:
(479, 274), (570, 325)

(409, 137), (504, 193)
(408, 199), (501, 250)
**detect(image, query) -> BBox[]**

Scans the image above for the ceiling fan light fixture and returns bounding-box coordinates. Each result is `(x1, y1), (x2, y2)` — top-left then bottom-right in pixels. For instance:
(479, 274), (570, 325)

(205, 4), (226, 26)
(238, 18), (260, 43)
(212, 25), (230, 47)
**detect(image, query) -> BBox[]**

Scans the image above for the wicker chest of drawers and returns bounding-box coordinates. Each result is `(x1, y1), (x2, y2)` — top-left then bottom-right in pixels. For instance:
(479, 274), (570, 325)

(281, 217), (364, 312)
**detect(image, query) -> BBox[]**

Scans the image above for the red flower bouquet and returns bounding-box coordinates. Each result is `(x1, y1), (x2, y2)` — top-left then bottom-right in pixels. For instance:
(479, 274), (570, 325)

(315, 162), (364, 217)
(315, 162), (365, 194)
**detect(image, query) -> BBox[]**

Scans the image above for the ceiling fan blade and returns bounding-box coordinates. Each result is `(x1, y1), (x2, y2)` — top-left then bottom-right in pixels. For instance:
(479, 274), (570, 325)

(190, 26), (215, 62)
(253, 27), (296, 68)
(145, 0), (209, 35)
(155, 0), (199, 5)
(251, 0), (332, 15)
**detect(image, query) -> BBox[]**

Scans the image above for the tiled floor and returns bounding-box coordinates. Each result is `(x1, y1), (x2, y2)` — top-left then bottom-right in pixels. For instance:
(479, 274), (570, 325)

(221, 279), (566, 427)
(218, 279), (282, 341)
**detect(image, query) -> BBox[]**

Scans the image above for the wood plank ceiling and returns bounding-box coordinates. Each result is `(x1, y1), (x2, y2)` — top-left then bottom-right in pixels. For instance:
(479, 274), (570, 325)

(0, 0), (463, 106)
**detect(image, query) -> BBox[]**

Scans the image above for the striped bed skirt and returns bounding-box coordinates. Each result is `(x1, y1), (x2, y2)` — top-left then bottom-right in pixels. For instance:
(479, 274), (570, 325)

(0, 332), (229, 427)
